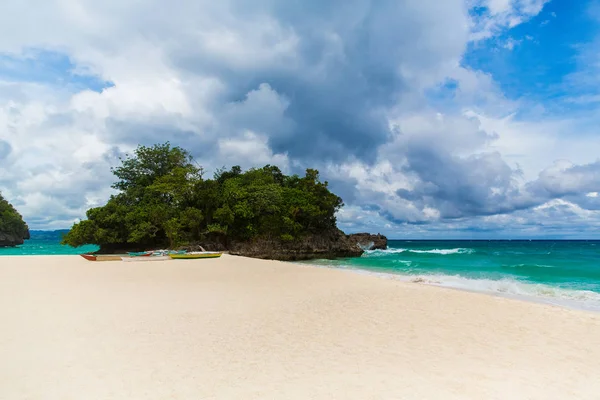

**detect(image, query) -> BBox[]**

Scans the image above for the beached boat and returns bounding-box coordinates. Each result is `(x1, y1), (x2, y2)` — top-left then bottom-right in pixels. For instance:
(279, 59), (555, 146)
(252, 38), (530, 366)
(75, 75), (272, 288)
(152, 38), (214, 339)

(80, 254), (128, 261)
(128, 251), (152, 257)
(169, 252), (222, 259)
(97, 254), (129, 261)
(121, 255), (171, 262)
(151, 250), (187, 256)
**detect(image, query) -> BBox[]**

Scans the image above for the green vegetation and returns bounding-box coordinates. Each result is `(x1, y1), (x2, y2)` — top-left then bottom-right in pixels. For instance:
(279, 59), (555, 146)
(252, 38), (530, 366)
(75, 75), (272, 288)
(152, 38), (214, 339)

(0, 193), (30, 245)
(62, 143), (343, 250)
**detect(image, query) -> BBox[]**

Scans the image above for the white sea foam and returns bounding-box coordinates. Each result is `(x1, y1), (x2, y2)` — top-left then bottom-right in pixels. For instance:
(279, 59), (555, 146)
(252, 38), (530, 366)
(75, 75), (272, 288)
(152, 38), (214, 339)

(403, 274), (600, 311)
(315, 264), (600, 312)
(364, 248), (407, 256)
(409, 248), (474, 255)
(364, 248), (474, 256)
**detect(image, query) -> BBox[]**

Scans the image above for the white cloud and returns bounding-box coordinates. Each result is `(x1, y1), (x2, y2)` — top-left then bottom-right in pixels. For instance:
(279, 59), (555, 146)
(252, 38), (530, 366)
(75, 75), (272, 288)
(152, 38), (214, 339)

(470, 0), (550, 40)
(217, 130), (289, 172)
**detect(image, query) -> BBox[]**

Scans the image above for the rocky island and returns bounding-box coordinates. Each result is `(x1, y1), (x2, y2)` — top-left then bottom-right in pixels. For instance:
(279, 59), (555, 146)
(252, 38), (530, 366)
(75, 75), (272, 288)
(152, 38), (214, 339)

(0, 193), (30, 247)
(62, 143), (386, 260)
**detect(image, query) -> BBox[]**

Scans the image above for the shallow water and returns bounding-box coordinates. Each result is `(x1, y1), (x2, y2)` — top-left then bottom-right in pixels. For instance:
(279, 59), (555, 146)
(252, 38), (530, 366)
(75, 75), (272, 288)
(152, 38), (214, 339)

(305, 240), (600, 311)
(0, 230), (98, 256)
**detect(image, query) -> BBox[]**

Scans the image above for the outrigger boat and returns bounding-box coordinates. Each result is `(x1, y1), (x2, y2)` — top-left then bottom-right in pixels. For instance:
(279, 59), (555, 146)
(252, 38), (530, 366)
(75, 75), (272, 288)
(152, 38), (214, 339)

(120, 250), (189, 261)
(80, 254), (129, 261)
(169, 251), (222, 260)
(128, 251), (152, 257)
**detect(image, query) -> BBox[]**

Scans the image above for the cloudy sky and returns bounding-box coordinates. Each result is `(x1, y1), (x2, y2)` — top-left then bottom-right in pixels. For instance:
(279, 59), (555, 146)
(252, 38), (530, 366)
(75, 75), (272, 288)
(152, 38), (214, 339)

(0, 0), (599, 238)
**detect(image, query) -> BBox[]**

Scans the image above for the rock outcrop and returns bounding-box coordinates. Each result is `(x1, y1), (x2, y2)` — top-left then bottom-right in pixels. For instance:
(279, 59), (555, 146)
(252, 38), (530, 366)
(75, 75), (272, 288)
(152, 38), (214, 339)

(0, 231), (30, 247)
(228, 231), (363, 261)
(347, 232), (388, 250)
(179, 230), (388, 261)
(0, 194), (30, 247)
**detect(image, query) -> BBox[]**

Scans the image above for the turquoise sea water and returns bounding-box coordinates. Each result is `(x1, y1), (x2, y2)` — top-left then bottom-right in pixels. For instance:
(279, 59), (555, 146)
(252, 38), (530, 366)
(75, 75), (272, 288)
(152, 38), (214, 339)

(0, 231), (98, 256)
(305, 240), (600, 311)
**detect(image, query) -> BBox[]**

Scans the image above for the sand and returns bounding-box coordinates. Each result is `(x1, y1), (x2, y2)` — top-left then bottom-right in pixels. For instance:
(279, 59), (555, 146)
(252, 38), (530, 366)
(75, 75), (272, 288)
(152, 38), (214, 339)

(1, 255), (600, 400)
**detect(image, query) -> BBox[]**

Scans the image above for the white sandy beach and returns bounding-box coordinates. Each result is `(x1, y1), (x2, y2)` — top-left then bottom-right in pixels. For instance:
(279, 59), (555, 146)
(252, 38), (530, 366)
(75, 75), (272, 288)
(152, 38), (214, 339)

(1, 254), (600, 399)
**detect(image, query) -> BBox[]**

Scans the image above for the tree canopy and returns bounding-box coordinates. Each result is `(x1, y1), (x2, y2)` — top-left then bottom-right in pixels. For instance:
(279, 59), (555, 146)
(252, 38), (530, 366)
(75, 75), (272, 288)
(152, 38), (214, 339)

(0, 193), (30, 244)
(62, 143), (344, 250)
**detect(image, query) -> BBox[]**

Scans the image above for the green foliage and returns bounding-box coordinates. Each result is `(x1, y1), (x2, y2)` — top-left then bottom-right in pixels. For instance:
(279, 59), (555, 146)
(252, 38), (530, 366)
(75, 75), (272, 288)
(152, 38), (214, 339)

(0, 193), (29, 241)
(62, 143), (344, 249)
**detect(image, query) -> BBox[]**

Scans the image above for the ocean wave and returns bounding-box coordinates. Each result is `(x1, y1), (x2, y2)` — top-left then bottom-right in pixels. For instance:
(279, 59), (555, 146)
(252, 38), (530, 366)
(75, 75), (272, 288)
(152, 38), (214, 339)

(504, 263), (556, 269)
(299, 259), (600, 311)
(364, 248), (407, 256)
(494, 251), (524, 255)
(409, 248), (474, 255)
(354, 270), (600, 312)
(364, 248), (474, 256)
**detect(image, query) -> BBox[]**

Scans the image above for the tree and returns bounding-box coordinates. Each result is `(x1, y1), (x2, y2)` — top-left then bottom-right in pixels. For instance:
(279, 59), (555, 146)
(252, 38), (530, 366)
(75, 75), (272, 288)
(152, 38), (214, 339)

(63, 143), (203, 249)
(62, 143), (345, 251)
(0, 193), (30, 246)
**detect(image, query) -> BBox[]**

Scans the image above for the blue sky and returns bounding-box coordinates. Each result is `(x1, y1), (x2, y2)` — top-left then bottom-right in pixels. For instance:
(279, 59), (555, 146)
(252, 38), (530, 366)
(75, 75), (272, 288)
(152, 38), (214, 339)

(0, 49), (112, 93)
(0, 0), (599, 238)
(466, 0), (599, 108)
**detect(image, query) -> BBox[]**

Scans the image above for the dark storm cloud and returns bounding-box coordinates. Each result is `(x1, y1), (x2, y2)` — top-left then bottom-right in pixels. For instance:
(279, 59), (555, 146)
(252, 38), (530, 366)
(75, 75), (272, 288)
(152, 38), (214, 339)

(381, 152), (600, 225)
(395, 141), (531, 219)
(527, 160), (600, 198)
(169, 0), (464, 163)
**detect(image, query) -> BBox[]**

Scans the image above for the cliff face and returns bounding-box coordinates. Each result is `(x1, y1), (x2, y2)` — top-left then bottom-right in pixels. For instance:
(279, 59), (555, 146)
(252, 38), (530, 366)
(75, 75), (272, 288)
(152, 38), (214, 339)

(0, 231), (30, 247)
(228, 231), (363, 261)
(179, 230), (388, 261)
(0, 194), (30, 247)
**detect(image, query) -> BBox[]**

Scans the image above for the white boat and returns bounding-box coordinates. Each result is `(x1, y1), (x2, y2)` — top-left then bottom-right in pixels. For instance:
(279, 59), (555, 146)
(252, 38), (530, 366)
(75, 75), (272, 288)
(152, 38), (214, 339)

(121, 255), (171, 262)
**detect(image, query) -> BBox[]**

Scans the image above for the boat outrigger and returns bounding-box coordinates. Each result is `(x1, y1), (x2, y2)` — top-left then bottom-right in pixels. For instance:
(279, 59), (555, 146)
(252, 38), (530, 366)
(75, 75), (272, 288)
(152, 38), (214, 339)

(128, 251), (152, 257)
(80, 254), (129, 261)
(169, 252), (222, 259)
(121, 255), (171, 262)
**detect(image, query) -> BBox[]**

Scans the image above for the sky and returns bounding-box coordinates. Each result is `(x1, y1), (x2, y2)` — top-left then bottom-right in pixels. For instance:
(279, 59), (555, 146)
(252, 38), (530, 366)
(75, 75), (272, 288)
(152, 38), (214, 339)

(0, 0), (599, 239)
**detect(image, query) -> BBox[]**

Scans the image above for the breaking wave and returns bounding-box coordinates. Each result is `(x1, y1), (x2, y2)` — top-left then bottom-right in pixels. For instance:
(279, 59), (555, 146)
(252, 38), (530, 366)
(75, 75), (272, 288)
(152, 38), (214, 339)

(343, 268), (600, 312)
(364, 248), (474, 256)
(409, 248), (474, 255)
(304, 240), (600, 312)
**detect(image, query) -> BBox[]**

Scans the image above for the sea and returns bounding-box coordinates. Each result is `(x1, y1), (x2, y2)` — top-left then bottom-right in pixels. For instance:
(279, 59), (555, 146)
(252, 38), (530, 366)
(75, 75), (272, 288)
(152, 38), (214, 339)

(304, 240), (600, 312)
(0, 230), (98, 256)
(2, 234), (599, 312)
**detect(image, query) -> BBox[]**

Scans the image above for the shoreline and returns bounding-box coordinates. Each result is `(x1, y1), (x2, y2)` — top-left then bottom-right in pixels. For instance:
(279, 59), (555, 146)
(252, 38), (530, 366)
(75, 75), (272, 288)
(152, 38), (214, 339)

(2, 254), (600, 399)
(3, 253), (599, 313)
(3, 253), (600, 313)
(298, 261), (600, 313)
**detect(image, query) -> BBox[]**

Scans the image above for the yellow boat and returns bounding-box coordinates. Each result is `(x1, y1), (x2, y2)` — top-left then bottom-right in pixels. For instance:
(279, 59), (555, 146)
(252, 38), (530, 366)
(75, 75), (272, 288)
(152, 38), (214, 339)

(169, 252), (222, 260)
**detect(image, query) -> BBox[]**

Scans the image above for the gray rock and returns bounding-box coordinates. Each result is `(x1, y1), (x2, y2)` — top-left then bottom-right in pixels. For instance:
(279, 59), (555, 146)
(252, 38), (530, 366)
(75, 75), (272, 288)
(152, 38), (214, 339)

(347, 232), (388, 250)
